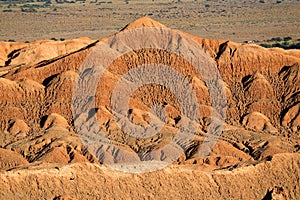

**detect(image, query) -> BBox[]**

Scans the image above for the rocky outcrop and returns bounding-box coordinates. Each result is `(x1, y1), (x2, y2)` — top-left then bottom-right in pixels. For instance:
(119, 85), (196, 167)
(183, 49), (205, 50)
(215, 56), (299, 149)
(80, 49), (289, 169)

(0, 17), (299, 199)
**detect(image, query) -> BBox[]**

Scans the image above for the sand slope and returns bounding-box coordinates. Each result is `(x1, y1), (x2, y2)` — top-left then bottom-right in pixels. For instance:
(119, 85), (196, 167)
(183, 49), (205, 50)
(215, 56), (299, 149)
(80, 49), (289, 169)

(0, 17), (299, 199)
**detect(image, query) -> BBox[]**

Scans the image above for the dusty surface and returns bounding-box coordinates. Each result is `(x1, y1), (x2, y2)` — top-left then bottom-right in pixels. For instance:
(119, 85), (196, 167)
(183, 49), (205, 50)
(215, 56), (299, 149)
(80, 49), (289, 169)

(0, 153), (300, 200)
(0, 17), (299, 199)
(0, 0), (300, 43)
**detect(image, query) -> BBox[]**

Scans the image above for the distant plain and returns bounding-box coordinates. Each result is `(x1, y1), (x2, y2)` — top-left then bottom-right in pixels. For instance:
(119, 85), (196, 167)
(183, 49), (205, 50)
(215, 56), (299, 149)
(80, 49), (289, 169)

(0, 0), (300, 42)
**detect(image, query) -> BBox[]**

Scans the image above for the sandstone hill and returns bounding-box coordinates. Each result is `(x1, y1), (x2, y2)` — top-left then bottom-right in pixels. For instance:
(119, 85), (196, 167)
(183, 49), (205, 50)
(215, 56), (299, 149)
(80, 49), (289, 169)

(0, 17), (299, 199)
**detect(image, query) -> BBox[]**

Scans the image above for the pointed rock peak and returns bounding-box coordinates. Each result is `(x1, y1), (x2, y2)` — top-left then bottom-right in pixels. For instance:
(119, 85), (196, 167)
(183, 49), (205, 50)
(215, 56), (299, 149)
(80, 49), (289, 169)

(279, 63), (300, 83)
(286, 63), (299, 75)
(122, 16), (167, 31)
(252, 72), (265, 80)
(242, 72), (270, 88)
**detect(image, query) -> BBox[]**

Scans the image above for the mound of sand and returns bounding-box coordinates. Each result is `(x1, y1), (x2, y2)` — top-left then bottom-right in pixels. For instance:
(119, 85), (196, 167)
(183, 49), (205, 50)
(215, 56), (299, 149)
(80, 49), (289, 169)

(0, 17), (299, 199)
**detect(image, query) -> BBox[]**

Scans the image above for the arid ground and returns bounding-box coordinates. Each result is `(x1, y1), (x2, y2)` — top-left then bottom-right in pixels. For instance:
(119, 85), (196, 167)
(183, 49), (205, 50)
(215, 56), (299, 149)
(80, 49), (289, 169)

(0, 0), (300, 43)
(0, 1), (300, 200)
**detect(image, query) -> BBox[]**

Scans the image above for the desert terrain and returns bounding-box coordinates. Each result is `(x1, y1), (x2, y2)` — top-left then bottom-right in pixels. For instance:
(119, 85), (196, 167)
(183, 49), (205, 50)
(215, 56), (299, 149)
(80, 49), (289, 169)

(0, 0), (300, 43)
(0, 6), (300, 200)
